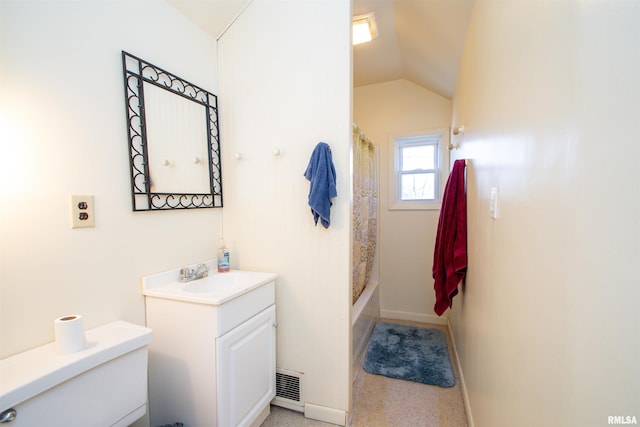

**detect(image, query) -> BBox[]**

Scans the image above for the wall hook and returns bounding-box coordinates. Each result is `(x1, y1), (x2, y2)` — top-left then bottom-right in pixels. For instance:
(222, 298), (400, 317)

(449, 125), (465, 150)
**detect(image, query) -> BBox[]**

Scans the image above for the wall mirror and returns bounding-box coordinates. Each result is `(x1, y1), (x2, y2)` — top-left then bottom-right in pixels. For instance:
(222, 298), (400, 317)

(122, 51), (223, 211)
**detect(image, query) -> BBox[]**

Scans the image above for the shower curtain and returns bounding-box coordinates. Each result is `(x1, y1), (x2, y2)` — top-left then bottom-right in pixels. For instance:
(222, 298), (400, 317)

(352, 125), (378, 304)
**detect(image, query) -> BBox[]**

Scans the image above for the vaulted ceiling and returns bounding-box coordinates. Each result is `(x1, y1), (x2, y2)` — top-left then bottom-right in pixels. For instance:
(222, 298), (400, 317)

(168, 0), (474, 99)
(353, 0), (474, 98)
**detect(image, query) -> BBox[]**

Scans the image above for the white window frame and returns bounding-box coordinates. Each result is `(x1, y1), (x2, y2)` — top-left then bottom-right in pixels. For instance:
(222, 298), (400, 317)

(389, 128), (450, 211)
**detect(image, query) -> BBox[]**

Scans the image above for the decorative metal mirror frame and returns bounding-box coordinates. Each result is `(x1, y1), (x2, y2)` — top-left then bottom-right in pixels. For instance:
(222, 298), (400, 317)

(121, 51), (223, 211)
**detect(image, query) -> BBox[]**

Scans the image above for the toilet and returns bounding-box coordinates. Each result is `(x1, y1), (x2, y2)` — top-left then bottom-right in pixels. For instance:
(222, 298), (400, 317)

(0, 320), (152, 427)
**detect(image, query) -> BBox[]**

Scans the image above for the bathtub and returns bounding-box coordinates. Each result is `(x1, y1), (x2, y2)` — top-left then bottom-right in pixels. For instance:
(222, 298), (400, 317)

(352, 280), (380, 380)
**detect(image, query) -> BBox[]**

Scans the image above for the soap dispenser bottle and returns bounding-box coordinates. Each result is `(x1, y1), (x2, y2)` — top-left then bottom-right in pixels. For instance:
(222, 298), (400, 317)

(217, 237), (230, 273)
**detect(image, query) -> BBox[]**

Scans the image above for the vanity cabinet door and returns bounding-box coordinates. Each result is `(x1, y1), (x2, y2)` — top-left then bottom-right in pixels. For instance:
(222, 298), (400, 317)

(216, 305), (276, 427)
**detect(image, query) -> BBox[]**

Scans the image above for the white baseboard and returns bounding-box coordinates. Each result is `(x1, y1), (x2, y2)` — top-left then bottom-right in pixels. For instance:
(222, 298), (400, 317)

(379, 309), (448, 325)
(445, 318), (475, 427)
(304, 403), (346, 426)
(249, 405), (271, 427)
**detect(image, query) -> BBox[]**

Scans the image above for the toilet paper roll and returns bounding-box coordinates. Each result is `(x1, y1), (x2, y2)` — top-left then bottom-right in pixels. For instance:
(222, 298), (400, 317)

(54, 315), (86, 354)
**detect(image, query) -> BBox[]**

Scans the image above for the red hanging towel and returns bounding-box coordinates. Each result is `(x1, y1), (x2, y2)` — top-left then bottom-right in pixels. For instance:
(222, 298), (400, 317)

(433, 159), (467, 316)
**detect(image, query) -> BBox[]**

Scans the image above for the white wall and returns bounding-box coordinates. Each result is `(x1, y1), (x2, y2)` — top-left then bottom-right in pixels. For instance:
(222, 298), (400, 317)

(0, 0), (220, 357)
(450, 1), (640, 426)
(217, 0), (352, 423)
(353, 79), (451, 324)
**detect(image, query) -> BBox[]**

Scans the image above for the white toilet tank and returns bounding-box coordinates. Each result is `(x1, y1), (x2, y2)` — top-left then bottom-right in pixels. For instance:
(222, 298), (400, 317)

(0, 320), (152, 427)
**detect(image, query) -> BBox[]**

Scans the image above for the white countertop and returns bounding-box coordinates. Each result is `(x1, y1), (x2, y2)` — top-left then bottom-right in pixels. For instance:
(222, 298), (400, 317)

(142, 262), (277, 305)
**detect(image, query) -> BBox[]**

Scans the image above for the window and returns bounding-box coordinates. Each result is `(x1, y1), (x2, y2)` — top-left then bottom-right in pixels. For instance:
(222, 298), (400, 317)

(390, 130), (448, 210)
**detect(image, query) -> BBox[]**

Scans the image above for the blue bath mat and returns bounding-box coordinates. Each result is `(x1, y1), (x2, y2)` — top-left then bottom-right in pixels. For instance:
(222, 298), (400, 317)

(363, 322), (455, 387)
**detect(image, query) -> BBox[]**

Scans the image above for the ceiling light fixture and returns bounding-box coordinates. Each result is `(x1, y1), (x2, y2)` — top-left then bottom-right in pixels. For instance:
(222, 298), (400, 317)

(352, 13), (378, 45)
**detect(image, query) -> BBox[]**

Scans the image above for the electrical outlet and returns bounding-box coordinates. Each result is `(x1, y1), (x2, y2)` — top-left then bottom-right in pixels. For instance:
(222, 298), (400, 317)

(71, 195), (95, 228)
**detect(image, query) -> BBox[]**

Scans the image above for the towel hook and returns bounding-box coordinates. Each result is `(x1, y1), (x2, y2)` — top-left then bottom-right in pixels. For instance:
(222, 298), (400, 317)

(449, 125), (465, 150)
(452, 125), (465, 136)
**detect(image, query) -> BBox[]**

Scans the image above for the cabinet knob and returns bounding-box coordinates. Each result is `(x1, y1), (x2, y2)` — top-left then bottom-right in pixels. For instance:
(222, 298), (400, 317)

(0, 408), (17, 423)
(272, 322), (278, 328)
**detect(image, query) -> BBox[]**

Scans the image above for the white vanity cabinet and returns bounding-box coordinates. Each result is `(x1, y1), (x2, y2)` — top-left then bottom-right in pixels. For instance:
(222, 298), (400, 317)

(142, 268), (277, 427)
(217, 305), (276, 426)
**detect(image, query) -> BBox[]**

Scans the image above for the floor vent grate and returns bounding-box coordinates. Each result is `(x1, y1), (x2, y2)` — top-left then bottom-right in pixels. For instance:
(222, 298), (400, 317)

(273, 369), (304, 411)
(276, 371), (300, 401)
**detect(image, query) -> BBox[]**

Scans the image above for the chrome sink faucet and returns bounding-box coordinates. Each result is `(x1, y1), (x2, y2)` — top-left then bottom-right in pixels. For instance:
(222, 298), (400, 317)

(179, 263), (209, 283)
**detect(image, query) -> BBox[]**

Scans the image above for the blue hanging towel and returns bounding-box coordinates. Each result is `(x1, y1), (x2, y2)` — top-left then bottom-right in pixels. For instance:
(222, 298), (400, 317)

(304, 142), (337, 228)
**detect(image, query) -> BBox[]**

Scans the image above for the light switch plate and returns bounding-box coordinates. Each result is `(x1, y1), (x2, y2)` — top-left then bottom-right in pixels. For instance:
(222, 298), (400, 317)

(490, 187), (499, 219)
(71, 195), (95, 228)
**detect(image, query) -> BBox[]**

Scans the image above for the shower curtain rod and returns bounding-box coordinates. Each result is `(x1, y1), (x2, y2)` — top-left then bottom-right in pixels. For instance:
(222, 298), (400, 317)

(353, 123), (375, 147)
